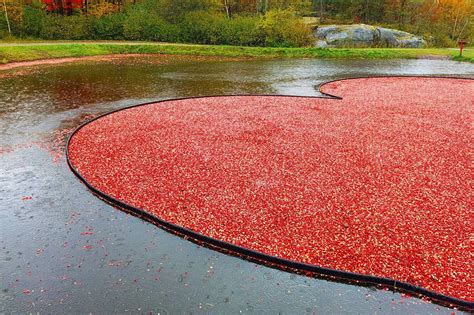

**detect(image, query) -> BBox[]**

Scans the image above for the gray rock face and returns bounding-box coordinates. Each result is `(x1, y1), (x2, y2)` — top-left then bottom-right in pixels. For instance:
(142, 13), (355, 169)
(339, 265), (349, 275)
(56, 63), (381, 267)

(397, 37), (427, 48)
(376, 27), (426, 48)
(315, 25), (338, 38)
(377, 27), (405, 46)
(315, 40), (328, 48)
(315, 24), (426, 48)
(325, 24), (374, 47)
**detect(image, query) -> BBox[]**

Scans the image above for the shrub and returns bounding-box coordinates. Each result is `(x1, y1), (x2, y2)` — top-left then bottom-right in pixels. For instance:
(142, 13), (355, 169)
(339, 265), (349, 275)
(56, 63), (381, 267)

(6, 3), (313, 47)
(180, 12), (266, 46)
(179, 11), (226, 45)
(161, 0), (219, 23)
(40, 14), (87, 40)
(88, 14), (125, 40)
(123, 8), (179, 42)
(122, 8), (144, 40)
(258, 9), (313, 47)
(221, 16), (264, 46)
(22, 6), (46, 37)
(141, 19), (180, 42)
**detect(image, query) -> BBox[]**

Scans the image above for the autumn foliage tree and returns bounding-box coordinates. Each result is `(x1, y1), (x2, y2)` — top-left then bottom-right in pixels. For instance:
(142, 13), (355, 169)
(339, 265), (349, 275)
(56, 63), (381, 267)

(1, 0), (25, 34)
(419, 0), (473, 43)
(42, 0), (82, 14)
(320, 0), (473, 45)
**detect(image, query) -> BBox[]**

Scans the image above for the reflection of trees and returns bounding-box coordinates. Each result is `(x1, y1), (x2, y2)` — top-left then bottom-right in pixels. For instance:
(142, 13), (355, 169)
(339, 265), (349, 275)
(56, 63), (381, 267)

(0, 57), (273, 117)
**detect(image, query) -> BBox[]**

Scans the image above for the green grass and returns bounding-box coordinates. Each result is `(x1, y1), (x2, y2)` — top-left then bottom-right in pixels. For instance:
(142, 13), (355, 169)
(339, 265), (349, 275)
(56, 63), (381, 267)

(452, 54), (473, 63)
(0, 41), (472, 64)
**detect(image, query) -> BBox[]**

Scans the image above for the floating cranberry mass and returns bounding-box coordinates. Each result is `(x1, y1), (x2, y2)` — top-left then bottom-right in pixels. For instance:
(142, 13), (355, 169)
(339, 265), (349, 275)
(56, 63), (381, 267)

(67, 77), (474, 309)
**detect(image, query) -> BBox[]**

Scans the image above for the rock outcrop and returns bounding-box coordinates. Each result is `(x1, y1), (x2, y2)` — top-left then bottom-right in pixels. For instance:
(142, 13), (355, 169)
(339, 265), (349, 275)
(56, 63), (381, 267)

(315, 24), (426, 48)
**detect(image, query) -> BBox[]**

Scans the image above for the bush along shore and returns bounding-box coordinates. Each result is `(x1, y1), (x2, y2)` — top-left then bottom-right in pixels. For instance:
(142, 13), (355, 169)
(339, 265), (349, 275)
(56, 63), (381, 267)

(1, 0), (472, 49)
(0, 42), (472, 65)
(1, 3), (313, 48)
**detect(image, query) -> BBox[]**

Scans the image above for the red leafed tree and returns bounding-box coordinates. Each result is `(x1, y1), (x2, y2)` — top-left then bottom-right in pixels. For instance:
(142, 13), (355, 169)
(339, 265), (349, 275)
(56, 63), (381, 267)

(42, 0), (83, 14)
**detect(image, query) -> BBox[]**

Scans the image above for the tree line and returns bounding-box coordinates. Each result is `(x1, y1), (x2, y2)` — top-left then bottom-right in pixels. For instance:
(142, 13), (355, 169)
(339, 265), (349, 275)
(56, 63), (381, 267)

(1, 0), (472, 47)
(319, 0), (472, 46)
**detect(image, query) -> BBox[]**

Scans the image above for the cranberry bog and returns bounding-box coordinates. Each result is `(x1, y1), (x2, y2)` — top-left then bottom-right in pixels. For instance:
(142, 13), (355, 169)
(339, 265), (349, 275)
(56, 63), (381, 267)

(67, 76), (473, 310)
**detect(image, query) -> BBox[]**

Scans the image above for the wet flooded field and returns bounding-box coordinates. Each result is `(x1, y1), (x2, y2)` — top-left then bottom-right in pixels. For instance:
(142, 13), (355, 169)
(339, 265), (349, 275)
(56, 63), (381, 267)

(1, 56), (473, 313)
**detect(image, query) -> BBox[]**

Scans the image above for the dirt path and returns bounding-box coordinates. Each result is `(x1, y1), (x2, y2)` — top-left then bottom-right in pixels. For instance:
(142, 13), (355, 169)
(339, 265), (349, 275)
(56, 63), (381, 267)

(0, 53), (249, 74)
(0, 54), (145, 70)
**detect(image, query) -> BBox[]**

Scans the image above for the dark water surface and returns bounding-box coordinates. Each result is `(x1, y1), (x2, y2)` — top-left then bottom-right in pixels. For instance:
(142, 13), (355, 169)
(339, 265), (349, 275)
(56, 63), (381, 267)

(1, 57), (473, 314)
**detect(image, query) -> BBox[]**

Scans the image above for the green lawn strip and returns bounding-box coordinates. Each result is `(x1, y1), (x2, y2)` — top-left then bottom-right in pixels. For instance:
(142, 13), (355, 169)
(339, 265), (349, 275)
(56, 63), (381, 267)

(0, 42), (472, 64)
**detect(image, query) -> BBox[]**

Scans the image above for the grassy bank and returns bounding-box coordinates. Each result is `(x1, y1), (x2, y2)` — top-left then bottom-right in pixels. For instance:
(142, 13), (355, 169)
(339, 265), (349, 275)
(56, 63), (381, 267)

(0, 41), (472, 64)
